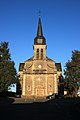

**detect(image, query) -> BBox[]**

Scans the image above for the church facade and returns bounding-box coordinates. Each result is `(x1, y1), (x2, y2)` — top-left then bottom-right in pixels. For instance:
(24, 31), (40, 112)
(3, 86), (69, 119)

(18, 17), (62, 99)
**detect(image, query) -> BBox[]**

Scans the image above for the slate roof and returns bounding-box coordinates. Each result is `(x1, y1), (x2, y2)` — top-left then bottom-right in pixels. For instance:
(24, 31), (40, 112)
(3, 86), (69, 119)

(19, 63), (24, 71)
(55, 63), (62, 71)
(34, 17), (46, 45)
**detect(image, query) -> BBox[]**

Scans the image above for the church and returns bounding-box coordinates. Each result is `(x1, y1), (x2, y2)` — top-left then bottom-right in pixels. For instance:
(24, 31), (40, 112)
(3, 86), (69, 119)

(18, 17), (62, 100)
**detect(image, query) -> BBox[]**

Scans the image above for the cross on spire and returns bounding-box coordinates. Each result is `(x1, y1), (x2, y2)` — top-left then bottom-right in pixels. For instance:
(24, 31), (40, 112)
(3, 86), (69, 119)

(39, 10), (41, 17)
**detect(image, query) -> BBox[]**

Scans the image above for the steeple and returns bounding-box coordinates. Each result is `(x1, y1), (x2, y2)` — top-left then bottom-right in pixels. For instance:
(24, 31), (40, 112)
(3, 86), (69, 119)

(37, 17), (43, 36)
(34, 17), (46, 45)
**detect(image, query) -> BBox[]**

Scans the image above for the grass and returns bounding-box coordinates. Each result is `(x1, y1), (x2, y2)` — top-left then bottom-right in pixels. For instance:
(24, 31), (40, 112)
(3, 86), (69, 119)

(0, 96), (80, 120)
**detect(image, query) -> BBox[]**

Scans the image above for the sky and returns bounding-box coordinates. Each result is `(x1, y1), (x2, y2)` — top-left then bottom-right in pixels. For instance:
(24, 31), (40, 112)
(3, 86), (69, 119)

(0, 0), (80, 92)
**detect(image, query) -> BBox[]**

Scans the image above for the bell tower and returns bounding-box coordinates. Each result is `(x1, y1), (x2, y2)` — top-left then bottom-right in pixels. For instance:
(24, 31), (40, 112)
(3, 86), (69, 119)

(33, 17), (47, 60)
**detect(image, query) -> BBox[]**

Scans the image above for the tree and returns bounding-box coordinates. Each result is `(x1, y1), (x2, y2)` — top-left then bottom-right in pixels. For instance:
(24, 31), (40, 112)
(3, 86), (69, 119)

(58, 75), (64, 97)
(64, 50), (80, 97)
(0, 41), (17, 94)
(16, 79), (22, 97)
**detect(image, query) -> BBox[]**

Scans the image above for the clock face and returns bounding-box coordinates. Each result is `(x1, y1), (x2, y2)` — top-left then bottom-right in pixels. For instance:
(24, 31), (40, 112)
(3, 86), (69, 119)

(38, 65), (42, 68)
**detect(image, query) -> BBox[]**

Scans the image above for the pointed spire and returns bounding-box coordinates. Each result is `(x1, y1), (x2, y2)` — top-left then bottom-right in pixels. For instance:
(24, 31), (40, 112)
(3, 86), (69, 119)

(34, 16), (46, 45)
(37, 17), (43, 36)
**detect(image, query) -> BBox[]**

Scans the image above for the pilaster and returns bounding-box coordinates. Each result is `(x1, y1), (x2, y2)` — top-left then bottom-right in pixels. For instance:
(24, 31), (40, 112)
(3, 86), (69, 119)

(22, 74), (26, 96)
(54, 74), (58, 94)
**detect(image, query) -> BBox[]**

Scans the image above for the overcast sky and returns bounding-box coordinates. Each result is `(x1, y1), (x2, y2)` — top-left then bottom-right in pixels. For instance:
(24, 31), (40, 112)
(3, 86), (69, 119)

(0, 0), (80, 76)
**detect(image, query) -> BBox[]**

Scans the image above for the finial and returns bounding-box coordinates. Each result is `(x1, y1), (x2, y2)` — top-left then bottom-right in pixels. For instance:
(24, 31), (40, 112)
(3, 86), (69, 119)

(38, 10), (41, 17)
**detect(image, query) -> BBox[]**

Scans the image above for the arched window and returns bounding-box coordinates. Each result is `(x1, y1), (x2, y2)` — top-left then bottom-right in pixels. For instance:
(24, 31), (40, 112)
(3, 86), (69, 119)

(41, 49), (43, 59)
(36, 49), (39, 59)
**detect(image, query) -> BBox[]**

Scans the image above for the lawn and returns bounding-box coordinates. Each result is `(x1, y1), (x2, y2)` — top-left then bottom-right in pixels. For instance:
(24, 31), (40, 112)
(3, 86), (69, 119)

(0, 97), (80, 120)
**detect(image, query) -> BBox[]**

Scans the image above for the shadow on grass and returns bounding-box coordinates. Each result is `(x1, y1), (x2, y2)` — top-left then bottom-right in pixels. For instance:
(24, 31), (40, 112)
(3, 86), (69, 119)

(0, 96), (14, 105)
(0, 97), (80, 120)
